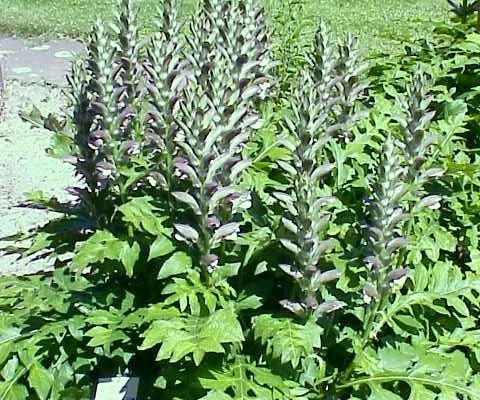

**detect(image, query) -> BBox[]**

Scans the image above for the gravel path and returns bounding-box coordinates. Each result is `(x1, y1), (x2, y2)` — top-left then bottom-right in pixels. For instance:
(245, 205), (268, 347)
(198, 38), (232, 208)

(0, 34), (83, 85)
(0, 35), (83, 275)
(0, 81), (75, 275)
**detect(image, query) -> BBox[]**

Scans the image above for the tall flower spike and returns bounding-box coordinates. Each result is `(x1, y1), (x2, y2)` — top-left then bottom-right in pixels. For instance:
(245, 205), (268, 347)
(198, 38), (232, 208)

(362, 71), (443, 332)
(172, 0), (271, 279)
(396, 67), (440, 193)
(143, 0), (187, 189)
(82, 21), (119, 195)
(242, 0), (270, 62)
(114, 0), (144, 121)
(235, 0), (274, 98)
(365, 136), (409, 295)
(185, 0), (227, 83)
(87, 21), (118, 136)
(308, 21), (337, 92)
(335, 34), (369, 141)
(67, 57), (96, 196)
(66, 1), (146, 219)
(83, 2), (145, 200)
(62, 20), (123, 225)
(276, 22), (362, 319)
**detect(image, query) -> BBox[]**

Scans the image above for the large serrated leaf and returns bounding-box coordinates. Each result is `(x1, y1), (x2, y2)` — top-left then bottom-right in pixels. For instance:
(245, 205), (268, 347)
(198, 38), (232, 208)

(71, 230), (123, 271)
(120, 241), (140, 277)
(85, 326), (128, 348)
(140, 308), (244, 365)
(71, 231), (140, 275)
(148, 235), (175, 261)
(345, 343), (480, 399)
(252, 315), (322, 368)
(157, 252), (192, 280)
(28, 363), (53, 400)
(199, 356), (309, 399)
(118, 197), (168, 235)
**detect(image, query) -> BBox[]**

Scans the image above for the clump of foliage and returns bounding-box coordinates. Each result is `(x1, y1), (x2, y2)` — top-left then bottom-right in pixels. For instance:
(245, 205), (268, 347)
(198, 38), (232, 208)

(262, 0), (316, 95)
(0, 0), (479, 399)
(448, 0), (479, 25)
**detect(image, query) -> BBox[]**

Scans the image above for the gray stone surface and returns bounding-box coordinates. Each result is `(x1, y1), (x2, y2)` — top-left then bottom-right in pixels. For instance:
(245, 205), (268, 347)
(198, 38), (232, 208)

(0, 35), (84, 86)
(0, 81), (76, 275)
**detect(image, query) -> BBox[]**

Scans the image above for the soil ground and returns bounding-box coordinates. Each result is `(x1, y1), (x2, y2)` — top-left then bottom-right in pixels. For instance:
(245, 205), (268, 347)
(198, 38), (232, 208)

(0, 36), (82, 274)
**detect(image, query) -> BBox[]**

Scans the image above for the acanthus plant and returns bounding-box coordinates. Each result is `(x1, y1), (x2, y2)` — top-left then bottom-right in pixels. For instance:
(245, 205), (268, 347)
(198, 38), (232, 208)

(38, 0), (147, 235)
(339, 68), (480, 398)
(269, 21), (368, 320)
(251, 20), (370, 394)
(142, 0), (186, 192)
(358, 69), (441, 345)
(166, 0), (273, 281)
(0, 0), (479, 399)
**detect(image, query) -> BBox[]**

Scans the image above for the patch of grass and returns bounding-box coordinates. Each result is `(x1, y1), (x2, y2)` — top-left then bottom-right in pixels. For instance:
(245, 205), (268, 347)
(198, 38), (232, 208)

(0, 0), (449, 52)
(311, 0), (450, 53)
(0, 0), (195, 39)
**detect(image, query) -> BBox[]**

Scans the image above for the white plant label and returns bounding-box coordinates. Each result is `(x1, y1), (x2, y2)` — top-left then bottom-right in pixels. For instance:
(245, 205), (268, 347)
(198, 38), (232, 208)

(94, 377), (139, 400)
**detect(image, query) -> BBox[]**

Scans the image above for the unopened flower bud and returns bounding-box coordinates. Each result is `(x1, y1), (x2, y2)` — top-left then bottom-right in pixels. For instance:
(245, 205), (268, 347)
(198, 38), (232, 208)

(279, 300), (305, 317)
(386, 237), (408, 254)
(386, 268), (408, 288)
(363, 284), (379, 304)
(419, 195), (442, 210)
(206, 216), (221, 229)
(303, 295), (319, 310)
(316, 299), (345, 314)
(202, 254), (219, 273)
(316, 269), (341, 284)
(413, 156), (426, 170)
(363, 256), (381, 271)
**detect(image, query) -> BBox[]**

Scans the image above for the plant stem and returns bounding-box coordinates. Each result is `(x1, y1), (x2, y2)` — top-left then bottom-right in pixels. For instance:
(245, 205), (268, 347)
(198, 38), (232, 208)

(199, 183), (212, 286)
(337, 374), (480, 397)
(396, 201), (414, 270)
(0, 361), (34, 400)
(341, 298), (381, 381)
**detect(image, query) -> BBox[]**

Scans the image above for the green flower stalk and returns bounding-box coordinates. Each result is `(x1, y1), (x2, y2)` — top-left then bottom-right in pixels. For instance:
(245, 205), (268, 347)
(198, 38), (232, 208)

(276, 22), (368, 320)
(396, 68), (441, 197)
(170, 0), (274, 280)
(143, 0), (186, 190)
(65, 0), (145, 225)
(115, 0), (143, 112)
(357, 67), (442, 352)
(363, 137), (409, 306)
(340, 136), (410, 382)
(70, 20), (118, 203)
(67, 58), (94, 197)
(335, 34), (369, 142)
